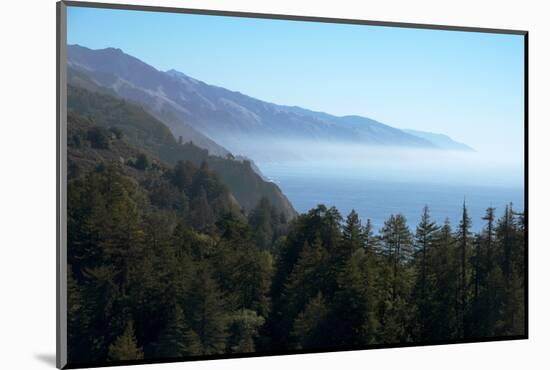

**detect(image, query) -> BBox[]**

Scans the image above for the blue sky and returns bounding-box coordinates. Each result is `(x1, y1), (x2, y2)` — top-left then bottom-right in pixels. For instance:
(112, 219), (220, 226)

(67, 6), (525, 160)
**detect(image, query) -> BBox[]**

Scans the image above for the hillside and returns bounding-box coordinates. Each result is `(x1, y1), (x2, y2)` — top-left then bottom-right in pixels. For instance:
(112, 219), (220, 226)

(67, 85), (296, 221)
(67, 60), (230, 157)
(67, 111), (244, 228)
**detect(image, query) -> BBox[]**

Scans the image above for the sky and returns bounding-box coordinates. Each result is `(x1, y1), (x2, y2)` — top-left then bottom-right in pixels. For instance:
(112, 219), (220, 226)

(67, 6), (525, 161)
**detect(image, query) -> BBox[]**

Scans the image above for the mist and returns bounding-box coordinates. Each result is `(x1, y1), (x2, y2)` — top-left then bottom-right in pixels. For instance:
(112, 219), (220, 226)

(222, 136), (524, 189)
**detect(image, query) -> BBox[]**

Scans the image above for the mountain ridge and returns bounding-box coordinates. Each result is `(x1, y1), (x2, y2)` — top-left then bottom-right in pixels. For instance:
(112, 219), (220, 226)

(67, 44), (473, 158)
(403, 129), (475, 152)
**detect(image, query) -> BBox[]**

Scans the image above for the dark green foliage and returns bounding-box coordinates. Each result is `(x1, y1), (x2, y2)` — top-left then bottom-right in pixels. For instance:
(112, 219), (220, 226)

(380, 214), (413, 301)
(340, 210), (362, 261)
(418, 219), (459, 340)
(362, 218), (379, 253)
(455, 202), (472, 338)
(291, 293), (329, 349)
(134, 153), (149, 170)
(108, 321), (144, 361)
(411, 206), (439, 340)
(249, 196), (288, 250)
(227, 309), (266, 353)
(66, 89), (525, 362)
(330, 248), (376, 346)
(262, 204), (523, 352)
(186, 263), (228, 355)
(87, 126), (110, 149)
(152, 305), (200, 358)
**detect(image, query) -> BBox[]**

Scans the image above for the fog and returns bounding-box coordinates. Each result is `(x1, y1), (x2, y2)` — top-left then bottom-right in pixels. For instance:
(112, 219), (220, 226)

(223, 137), (524, 189)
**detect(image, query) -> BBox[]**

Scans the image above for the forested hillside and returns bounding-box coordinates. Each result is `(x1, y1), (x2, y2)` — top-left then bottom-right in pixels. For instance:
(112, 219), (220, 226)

(67, 111), (288, 364)
(67, 85), (296, 221)
(66, 107), (525, 364)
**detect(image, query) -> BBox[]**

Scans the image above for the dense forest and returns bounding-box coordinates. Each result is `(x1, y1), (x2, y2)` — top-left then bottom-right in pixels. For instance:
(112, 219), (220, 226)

(66, 89), (526, 366)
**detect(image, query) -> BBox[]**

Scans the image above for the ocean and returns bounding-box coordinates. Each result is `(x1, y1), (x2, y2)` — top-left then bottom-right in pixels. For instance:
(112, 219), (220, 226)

(259, 161), (525, 232)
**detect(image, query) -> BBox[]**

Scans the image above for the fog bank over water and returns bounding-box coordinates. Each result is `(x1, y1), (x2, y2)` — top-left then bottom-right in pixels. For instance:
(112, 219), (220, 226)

(225, 138), (524, 188)
(231, 138), (524, 231)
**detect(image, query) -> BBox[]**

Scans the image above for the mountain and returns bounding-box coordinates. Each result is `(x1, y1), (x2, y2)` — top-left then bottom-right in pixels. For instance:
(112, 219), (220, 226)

(403, 129), (475, 152)
(67, 84), (296, 220)
(66, 45), (455, 158)
(67, 47), (230, 157)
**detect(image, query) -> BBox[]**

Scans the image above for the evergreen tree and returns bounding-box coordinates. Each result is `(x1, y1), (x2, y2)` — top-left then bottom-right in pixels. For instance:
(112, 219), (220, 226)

(482, 207), (496, 272)
(455, 202), (472, 338)
(497, 204), (516, 282)
(412, 206), (438, 339)
(427, 219), (459, 340)
(134, 153), (150, 170)
(283, 237), (326, 328)
(187, 263), (228, 355)
(496, 204), (524, 336)
(378, 214), (413, 343)
(226, 309), (266, 353)
(362, 218), (379, 254)
(330, 248), (377, 345)
(291, 292), (329, 349)
(189, 188), (213, 229)
(67, 266), (89, 362)
(415, 206), (438, 304)
(87, 126), (110, 149)
(108, 321), (144, 361)
(380, 214), (412, 300)
(213, 214), (273, 316)
(152, 305), (200, 358)
(249, 197), (276, 250)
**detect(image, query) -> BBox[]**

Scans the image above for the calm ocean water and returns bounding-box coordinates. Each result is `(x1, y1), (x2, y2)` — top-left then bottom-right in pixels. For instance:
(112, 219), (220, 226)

(260, 161), (524, 232)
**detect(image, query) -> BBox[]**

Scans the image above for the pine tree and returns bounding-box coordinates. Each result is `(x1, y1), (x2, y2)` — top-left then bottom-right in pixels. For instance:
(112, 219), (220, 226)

(107, 321), (144, 361)
(283, 237), (325, 322)
(134, 153), (149, 170)
(483, 207), (496, 271)
(153, 305), (200, 358)
(80, 264), (126, 360)
(496, 204), (524, 336)
(412, 206), (438, 340)
(249, 196), (276, 250)
(67, 266), (90, 362)
(427, 219), (459, 340)
(415, 206), (438, 304)
(227, 309), (266, 353)
(455, 202), (472, 338)
(377, 214), (413, 343)
(342, 210), (362, 257)
(213, 214), (273, 316)
(187, 263), (228, 355)
(466, 207), (496, 336)
(380, 214), (412, 301)
(189, 188), (213, 229)
(331, 248), (376, 345)
(497, 204), (516, 281)
(362, 218), (379, 254)
(291, 292), (329, 349)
